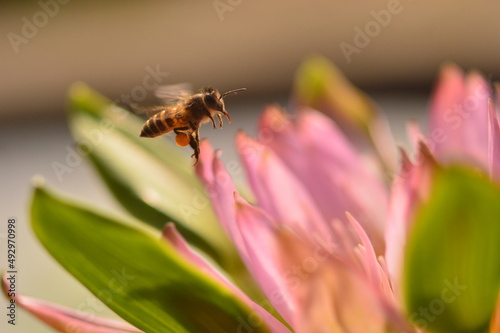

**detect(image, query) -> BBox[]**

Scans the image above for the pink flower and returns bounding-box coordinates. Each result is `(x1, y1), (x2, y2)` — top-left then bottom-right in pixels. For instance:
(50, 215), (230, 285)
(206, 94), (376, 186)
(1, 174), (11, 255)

(194, 113), (413, 331)
(192, 63), (500, 332)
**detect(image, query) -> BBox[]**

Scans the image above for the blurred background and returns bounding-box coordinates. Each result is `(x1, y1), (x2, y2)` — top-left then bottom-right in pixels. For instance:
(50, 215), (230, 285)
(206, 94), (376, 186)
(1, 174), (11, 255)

(1, 1), (499, 331)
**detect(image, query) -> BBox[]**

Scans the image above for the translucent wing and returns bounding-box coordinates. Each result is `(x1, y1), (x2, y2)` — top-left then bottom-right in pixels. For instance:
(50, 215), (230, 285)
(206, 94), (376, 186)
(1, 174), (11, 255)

(155, 83), (192, 105)
(129, 103), (170, 117)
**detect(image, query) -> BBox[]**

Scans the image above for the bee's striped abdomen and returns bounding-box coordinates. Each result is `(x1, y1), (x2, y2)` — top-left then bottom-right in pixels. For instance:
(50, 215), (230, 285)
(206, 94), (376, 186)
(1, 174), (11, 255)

(140, 111), (173, 137)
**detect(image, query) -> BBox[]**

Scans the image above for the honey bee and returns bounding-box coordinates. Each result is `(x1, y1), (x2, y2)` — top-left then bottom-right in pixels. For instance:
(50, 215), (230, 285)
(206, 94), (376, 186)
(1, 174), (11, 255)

(138, 85), (246, 164)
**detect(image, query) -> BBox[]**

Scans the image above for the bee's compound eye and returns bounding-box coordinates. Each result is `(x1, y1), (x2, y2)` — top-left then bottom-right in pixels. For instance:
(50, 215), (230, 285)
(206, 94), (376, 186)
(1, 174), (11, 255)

(204, 93), (216, 106)
(175, 133), (190, 147)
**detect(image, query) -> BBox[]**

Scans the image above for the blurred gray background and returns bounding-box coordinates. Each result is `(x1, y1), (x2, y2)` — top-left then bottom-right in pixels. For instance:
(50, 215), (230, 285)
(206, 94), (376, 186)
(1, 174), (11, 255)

(1, 1), (499, 332)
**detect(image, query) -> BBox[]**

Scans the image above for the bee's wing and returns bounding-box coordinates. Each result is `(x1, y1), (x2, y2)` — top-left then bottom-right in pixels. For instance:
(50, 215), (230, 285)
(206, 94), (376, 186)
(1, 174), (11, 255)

(129, 104), (170, 117)
(155, 83), (192, 105)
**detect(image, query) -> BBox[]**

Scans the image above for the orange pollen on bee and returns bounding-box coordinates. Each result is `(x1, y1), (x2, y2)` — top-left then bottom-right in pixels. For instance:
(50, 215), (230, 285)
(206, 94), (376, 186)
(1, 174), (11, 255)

(175, 133), (190, 147)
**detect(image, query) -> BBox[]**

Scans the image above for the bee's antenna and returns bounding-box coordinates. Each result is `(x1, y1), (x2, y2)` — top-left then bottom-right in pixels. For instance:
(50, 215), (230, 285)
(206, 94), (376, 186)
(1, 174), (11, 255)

(220, 88), (247, 100)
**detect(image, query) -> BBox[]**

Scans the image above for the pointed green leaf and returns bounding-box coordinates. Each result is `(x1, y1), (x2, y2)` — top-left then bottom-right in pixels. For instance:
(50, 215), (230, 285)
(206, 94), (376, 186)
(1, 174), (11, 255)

(404, 166), (500, 332)
(31, 181), (271, 333)
(66, 83), (238, 269)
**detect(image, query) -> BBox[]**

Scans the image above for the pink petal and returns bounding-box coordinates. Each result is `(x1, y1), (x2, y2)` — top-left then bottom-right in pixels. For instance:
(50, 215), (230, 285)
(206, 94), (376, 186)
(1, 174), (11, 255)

(258, 107), (340, 226)
(161, 223), (291, 333)
(2, 275), (141, 333)
(428, 63), (465, 159)
(257, 105), (302, 169)
(294, 256), (414, 333)
(195, 140), (248, 262)
(460, 71), (491, 166)
(236, 131), (330, 237)
(297, 111), (389, 242)
(296, 110), (370, 179)
(196, 140), (295, 330)
(163, 223), (231, 284)
(496, 83), (500, 114)
(488, 100), (500, 182)
(429, 64), (492, 168)
(259, 107), (388, 253)
(233, 194), (298, 326)
(345, 213), (395, 304)
(384, 144), (437, 296)
(406, 120), (426, 154)
(367, 113), (399, 176)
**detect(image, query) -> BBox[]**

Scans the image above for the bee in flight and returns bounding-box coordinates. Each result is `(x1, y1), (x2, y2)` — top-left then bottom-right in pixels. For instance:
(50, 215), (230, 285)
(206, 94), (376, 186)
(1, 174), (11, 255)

(137, 85), (246, 164)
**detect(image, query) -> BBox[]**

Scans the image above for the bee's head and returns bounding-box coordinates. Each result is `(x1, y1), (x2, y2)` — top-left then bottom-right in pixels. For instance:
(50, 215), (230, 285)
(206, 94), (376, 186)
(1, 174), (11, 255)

(203, 87), (225, 113)
(202, 87), (246, 122)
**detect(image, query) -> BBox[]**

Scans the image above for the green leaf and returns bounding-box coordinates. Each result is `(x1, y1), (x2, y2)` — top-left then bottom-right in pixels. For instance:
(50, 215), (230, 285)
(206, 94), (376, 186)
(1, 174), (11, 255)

(404, 166), (500, 333)
(66, 83), (238, 270)
(31, 182), (271, 333)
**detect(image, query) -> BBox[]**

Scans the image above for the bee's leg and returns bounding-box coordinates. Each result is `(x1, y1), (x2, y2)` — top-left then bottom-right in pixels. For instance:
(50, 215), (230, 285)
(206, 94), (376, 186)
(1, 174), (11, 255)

(188, 121), (198, 131)
(189, 130), (201, 164)
(188, 122), (201, 163)
(202, 109), (217, 129)
(173, 127), (190, 135)
(216, 113), (223, 128)
(188, 135), (199, 156)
